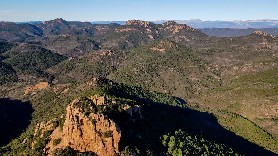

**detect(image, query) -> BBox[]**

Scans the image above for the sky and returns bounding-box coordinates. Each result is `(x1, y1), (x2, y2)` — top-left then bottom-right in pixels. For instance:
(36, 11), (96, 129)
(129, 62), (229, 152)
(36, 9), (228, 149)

(0, 0), (278, 22)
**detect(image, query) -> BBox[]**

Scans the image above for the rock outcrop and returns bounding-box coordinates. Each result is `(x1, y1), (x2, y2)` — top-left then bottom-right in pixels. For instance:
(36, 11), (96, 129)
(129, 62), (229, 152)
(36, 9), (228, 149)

(115, 27), (137, 33)
(253, 30), (275, 38)
(90, 95), (106, 105)
(44, 98), (121, 156)
(31, 91), (144, 155)
(42, 18), (69, 25)
(126, 20), (155, 28)
(162, 21), (196, 34)
(24, 82), (49, 95)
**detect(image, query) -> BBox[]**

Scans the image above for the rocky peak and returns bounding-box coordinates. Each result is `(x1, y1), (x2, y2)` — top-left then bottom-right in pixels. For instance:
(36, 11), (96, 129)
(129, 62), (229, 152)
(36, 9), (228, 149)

(126, 20), (155, 28)
(32, 93), (144, 155)
(161, 21), (196, 34)
(43, 98), (121, 156)
(162, 21), (179, 26)
(42, 18), (69, 26)
(54, 18), (67, 23)
(252, 30), (275, 38)
(32, 89), (146, 156)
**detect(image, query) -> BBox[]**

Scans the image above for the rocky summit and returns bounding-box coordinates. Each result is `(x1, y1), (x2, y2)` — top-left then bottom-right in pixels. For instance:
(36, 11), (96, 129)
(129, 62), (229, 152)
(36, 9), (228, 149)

(44, 97), (121, 156)
(126, 20), (155, 28)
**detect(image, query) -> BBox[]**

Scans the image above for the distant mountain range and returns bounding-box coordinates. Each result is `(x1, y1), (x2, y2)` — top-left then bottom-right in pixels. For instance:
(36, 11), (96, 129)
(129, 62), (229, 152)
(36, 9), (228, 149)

(14, 19), (278, 29)
(168, 19), (278, 29)
(91, 20), (278, 37)
(94, 19), (278, 29)
(200, 28), (278, 37)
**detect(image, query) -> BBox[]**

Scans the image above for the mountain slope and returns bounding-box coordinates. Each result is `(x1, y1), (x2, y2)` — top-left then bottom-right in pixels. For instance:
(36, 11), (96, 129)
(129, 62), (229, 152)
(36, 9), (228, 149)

(47, 50), (123, 83)
(201, 28), (278, 37)
(3, 46), (66, 78)
(109, 40), (220, 99)
(0, 62), (17, 85)
(0, 22), (43, 42)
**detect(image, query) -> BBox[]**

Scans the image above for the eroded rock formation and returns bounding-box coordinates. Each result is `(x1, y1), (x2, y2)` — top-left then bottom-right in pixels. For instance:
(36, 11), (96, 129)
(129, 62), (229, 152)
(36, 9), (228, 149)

(162, 21), (196, 34)
(43, 98), (121, 156)
(31, 93), (145, 155)
(126, 20), (155, 28)
(253, 30), (275, 38)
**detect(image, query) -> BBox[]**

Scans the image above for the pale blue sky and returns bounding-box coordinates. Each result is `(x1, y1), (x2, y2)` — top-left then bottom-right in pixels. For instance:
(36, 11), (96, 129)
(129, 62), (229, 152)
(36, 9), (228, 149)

(0, 0), (277, 22)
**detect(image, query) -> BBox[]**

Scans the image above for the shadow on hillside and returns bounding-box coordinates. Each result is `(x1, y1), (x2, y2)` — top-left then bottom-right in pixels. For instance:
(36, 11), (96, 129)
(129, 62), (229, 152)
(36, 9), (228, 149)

(110, 96), (276, 156)
(0, 98), (33, 146)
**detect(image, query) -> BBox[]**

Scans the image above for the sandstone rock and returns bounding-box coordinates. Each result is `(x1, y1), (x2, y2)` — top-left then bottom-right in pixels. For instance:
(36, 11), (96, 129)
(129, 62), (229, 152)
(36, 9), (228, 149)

(162, 21), (196, 34)
(90, 95), (106, 106)
(254, 30), (268, 36)
(97, 50), (113, 56)
(115, 28), (137, 33)
(126, 20), (155, 28)
(150, 47), (166, 52)
(253, 30), (275, 38)
(45, 99), (121, 156)
(32, 119), (57, 148)
(24, 82), (49, 95)
(33, 92), (144, 155)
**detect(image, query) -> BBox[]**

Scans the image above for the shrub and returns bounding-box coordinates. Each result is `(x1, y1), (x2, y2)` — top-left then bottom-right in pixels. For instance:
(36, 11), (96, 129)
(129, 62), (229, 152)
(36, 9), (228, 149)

(103, 131), (113, 138)
(53, 138), (62, 146)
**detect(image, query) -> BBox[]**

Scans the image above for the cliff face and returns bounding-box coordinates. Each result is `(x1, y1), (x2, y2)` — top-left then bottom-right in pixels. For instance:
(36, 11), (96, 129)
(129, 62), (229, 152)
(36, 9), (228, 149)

(31, 92), (144, 155)
(44, 98), (121, 156)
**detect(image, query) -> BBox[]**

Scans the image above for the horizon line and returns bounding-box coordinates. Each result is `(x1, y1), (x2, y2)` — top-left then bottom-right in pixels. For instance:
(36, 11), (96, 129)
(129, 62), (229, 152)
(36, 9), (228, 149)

(1, 18), (278, 23)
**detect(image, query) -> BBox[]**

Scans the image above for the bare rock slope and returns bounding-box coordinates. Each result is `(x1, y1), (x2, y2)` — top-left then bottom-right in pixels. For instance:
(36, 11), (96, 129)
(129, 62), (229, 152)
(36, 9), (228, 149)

(36, 96), (122, 156)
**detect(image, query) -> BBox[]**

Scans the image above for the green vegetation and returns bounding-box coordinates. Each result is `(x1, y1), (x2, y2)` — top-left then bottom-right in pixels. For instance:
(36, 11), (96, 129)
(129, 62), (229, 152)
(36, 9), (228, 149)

(162, 130), (239, 156)
(0, 62), (17, 84)
(53, 138), (61, 146)
(92, 77), (184, 107)
(73, 97), (102, 115)
(4, 49), (66, 78)
(54, 146), (96, 156)
(103, 131), (113, 138)
(48, 51), (122, 83)
(198, 66), (278, 153)
(109, 40), (220, 99)
(0, 42), (13, 54)
(33, 130), (53, 156)
(217, 111), (278, 153)
(234, 67), (278, 84)
(122, 146), (141, 155)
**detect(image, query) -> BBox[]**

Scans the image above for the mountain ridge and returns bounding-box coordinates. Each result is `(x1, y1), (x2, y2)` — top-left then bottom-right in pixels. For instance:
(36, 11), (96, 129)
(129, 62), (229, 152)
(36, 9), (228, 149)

(10, 19), (278, 29)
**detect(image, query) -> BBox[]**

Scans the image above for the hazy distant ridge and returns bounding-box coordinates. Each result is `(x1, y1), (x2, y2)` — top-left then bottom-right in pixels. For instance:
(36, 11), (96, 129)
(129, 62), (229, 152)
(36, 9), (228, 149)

(14, 19), (278, 29)
(92, 19), (278, 29)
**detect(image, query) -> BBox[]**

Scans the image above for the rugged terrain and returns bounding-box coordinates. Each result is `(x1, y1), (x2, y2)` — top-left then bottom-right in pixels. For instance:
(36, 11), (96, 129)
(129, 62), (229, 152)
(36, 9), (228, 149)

(201, 28), (278, 37)
(0, 19), (277, 155)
